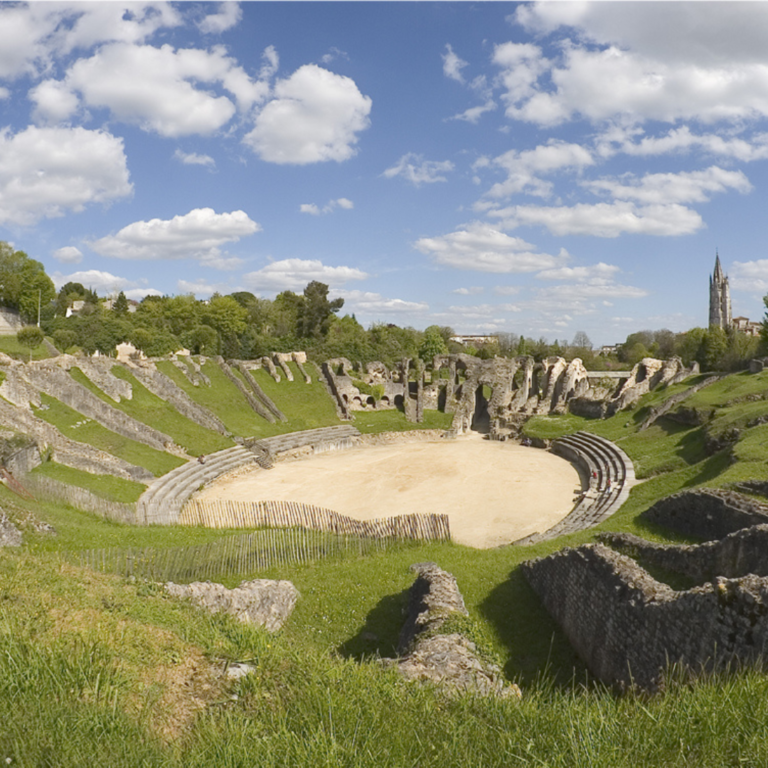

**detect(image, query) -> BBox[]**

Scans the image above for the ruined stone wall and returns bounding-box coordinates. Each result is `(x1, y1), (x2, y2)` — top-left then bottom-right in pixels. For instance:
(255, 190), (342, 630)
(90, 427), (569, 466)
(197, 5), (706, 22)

(0, 397), (152, 482)
(235, 363), (286, 421)
(641, 489), (768, 541)
(601, 525), (768, 583)
(320, 361), (353, 420)
(212, 357), (276, 423)
(523, 542), (768, 691)
(75, 358), (133, 402)
(21, 365), (174, 452)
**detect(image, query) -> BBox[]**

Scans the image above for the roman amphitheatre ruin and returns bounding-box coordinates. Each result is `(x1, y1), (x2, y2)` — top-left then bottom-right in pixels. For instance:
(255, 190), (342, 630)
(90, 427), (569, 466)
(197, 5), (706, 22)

(15, 340), (768, 695)
(0, 346), (681, 548)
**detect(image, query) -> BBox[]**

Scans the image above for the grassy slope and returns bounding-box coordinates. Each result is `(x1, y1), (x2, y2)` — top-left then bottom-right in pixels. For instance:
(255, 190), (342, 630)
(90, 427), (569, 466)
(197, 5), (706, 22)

(354, 408), (454, 433)
(7, 367), (768, 764)
(69, 366), (232, 456)
(0, 334), (52, 361)
(250, 362), (343, 433)
(33, 393), (185, 477)
(29, 462), (146, 503)
(155, 359), (273, 437)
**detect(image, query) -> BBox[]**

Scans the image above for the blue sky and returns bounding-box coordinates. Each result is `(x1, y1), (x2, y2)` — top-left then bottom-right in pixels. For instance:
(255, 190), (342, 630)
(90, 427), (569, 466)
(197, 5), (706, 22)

(2, 1), (768, 345)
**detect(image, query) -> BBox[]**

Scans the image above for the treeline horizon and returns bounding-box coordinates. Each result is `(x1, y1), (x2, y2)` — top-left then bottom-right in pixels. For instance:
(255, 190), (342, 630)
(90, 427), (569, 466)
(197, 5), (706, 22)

(1, 241), (765, 372)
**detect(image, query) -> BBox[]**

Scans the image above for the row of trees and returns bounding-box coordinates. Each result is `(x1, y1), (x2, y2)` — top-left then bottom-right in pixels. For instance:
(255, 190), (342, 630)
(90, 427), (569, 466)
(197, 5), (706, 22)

(3, 241), (766, 372)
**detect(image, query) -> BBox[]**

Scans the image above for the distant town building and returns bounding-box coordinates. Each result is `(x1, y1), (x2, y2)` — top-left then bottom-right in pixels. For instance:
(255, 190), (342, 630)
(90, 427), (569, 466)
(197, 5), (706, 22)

(732, 316), (762, 337)
(450, 334), (498, 347)
(709, 252), (732, 330)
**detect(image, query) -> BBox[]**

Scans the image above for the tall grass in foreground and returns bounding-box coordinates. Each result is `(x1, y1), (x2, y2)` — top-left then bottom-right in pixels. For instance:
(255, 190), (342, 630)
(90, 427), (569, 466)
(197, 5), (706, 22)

(4, 617), (768, 767)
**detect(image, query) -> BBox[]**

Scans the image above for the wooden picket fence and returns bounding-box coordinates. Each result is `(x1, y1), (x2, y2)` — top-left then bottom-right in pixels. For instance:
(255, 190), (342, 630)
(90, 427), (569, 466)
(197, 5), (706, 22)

(74, 527), (398, 583)
(179, 498), (451, 542)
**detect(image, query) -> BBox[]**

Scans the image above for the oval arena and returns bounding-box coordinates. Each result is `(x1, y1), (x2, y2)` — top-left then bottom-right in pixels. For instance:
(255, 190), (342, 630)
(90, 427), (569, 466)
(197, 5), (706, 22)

(194, 433), (580, 549)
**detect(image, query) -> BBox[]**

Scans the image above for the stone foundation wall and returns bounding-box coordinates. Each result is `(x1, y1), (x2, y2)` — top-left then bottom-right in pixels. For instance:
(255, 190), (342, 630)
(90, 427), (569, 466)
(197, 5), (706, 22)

(523, 542), (768, 691)
(641, 489), (768, 540)
(601, 525), (768, 583)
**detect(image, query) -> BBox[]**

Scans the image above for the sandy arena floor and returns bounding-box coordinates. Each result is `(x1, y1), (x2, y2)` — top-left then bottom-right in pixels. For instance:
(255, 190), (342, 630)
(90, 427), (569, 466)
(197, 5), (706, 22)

(196, 434), (580, 548)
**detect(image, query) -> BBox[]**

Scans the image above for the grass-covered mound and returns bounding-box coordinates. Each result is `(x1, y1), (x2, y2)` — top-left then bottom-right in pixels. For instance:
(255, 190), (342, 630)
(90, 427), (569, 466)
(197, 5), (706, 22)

(7, 366), (768, 764)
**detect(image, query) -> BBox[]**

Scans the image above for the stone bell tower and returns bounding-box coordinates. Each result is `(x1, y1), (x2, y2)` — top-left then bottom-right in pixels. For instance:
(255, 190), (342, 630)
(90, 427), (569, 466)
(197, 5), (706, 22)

(709, 252), (732, 330)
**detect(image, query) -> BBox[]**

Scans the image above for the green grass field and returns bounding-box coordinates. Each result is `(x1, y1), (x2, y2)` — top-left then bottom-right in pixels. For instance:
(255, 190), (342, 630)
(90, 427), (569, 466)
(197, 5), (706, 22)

(6, 363), (768, 765)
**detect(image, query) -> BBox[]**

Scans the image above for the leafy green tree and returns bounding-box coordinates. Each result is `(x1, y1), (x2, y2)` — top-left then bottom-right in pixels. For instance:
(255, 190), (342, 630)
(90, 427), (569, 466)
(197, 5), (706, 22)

(112, 291), (129, 316)
(203, 295), (248, 339)
(16, 325), (43, 360)
(675, 327), (707, 367)
(419, 325), (449, 362)
(0, 242), (56, 323)
(52, 329), (77, 352)
(182, 324), (219, 355)
(703, 325), (728, 370)
(322, 315), (374, 361)
(297, 281), (344, 339)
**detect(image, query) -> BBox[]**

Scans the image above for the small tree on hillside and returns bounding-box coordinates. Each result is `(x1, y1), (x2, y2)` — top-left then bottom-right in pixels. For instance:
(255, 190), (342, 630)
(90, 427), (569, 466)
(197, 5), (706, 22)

(17, 325), (44, 361)
(419, 325), (448, 362)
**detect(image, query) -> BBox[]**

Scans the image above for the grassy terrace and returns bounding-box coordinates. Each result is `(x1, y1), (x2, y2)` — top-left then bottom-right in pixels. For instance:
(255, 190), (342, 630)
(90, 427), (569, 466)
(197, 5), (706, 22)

(33, 393), (185, 477)
(250, 361), (344, 432)
(69, 366), (232, 456)
(156, 359), (276, 438)
(0, 334), (53, 361)
(28, 461), (146, 503)
(6, 365), (768, 764)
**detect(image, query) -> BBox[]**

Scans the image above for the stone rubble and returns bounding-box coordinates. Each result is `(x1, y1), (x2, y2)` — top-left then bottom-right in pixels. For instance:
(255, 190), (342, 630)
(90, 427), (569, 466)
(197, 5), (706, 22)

(386, 562), (521, 699)
(164, 579), (299, 632)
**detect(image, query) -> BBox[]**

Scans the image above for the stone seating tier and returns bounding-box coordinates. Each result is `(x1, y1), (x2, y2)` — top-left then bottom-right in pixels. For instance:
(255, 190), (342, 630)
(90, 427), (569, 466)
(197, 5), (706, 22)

(520, 431), (634, 543)
(138, 446), (257, 524)
(137, 426), (363, 526)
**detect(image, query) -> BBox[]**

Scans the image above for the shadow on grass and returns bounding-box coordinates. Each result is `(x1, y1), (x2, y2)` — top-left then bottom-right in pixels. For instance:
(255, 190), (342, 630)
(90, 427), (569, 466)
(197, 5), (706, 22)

(337, 587), (409, 661)
(478, 565), (588, 689)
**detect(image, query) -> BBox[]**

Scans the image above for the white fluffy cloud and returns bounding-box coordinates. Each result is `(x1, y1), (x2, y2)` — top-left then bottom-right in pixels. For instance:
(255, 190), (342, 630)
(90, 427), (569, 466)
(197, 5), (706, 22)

(536, 263), (620, 282)
(53, 269), (160, 300)
(88, 208), (260, 268)
(453, 287), (484, 295)
(489, 202), (703, 238)
(331, 289), (429, 315)
(52, 246), (84, 265)
(730, 260), (768, 293)
(442, 44), (468, 83)
(300, 198), (354, 215)
(480, 140), (594, 199)
(383, 153), (454, 186)
(583, 166), (752, 206)
(414, 222), (566, 273)
(243, 259), (368, 293)
(596, 126), (768, 162)
(36, 42), (269, 136)
(450, 100), (497, 124)
(177, 278), (228, 298)
(244, 64), (371, 164)
(197, 3), (242, 35)
(515, 2), (768, 67)
(0, 126), (132, 226)
(173, 149), (215, 168)
(494, 38), (768, 127)
(0, 3), (181, 80)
